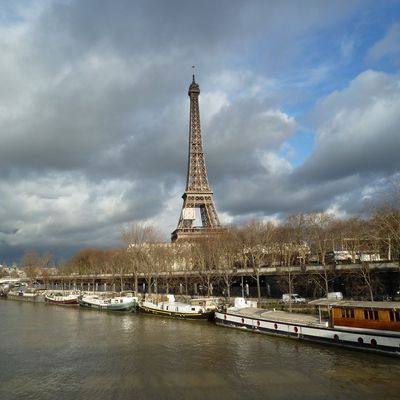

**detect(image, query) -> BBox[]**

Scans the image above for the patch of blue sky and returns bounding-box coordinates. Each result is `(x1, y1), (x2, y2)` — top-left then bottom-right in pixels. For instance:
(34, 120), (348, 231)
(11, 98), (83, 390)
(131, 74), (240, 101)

(285, 5), (397, 92)
(258, 3), (400, 173)
(0, 0), (39, 27)
(0, 1), (32, 26)
(279, 128), (315, 168)
(279, 6), (400, 135)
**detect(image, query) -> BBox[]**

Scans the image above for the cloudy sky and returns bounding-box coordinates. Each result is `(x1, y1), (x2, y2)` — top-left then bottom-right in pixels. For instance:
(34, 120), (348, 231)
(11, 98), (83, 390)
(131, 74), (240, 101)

(1, 0), (400, 263)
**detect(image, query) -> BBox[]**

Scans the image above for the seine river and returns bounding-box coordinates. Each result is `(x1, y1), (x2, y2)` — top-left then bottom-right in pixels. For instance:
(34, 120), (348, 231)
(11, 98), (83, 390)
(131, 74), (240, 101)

(1, 300), (399, 400)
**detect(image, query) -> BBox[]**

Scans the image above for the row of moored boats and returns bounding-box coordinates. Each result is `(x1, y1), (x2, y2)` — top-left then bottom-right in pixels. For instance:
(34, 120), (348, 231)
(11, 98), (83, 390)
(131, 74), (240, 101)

(44, 291), (215, 318)
(3, 288), (400, 357)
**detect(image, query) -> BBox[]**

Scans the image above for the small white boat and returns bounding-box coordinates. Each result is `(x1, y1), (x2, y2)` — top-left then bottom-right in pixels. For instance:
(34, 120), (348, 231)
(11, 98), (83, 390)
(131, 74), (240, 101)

(138, 294), (214, 320)
(79, 293), (138, 311)
(45, 292), (80, 305)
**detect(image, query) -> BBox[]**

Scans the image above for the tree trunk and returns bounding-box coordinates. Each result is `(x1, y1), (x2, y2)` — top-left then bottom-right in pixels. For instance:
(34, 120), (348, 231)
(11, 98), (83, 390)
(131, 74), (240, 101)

(134, 274), (138, 295)
(288, 267), (292, 313)
(256, 271), (261, 301)
(324, 268), (329, 296)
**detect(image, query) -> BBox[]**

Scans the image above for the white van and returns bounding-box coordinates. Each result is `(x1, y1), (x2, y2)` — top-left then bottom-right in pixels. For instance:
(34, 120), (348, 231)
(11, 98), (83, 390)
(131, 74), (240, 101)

(327, 292), (343, 300)
(281, 294), (306, 304)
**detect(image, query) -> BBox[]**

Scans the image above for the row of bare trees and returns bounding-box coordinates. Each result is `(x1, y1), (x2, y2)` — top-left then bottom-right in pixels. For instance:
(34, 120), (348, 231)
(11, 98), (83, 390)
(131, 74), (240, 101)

(19, 178), (400, 302)
(46, 202), (399, 301)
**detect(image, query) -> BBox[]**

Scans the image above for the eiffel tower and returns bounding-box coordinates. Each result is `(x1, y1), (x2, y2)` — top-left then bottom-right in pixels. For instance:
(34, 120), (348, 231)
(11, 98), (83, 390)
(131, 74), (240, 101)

(171, 75), (222, 242)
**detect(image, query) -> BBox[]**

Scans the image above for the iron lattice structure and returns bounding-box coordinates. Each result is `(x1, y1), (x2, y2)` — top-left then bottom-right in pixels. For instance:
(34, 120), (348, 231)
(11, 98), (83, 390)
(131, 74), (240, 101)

(171, 75), (222, 242)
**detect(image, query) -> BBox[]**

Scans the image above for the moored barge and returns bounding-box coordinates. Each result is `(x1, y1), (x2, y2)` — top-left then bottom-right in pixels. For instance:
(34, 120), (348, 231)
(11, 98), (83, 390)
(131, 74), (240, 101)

(44, 292), (80, 305)
(215, 298), (400, 356)
(79, 294), (138, 311)
(138, 294), (214, 320)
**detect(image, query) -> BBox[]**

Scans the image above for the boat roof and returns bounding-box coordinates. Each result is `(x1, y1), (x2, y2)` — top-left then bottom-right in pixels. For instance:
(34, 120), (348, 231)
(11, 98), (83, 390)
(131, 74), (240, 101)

(230, 307), (324, 327)
(309, 299), (400, 309)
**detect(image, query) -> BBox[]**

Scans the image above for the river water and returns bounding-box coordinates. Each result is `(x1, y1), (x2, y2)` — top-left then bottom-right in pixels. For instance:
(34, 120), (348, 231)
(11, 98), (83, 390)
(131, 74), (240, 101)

(0, 300), (399, 400)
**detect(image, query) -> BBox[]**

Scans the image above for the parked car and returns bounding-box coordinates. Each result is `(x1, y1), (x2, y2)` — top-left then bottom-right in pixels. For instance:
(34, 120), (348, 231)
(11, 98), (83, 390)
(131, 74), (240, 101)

(373, 294), (392, 301)
(281, 294), (306, 304)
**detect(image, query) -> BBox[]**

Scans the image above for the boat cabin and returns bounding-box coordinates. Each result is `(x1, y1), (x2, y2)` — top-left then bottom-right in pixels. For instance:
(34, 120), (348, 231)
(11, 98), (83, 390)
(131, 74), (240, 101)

(331, 301), (400, 332)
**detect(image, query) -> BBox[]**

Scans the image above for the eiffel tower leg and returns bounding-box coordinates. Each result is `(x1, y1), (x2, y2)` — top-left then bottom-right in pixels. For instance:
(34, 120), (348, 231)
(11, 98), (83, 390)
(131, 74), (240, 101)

(200, 206), (209, 227)
(201, 202), (220, 228)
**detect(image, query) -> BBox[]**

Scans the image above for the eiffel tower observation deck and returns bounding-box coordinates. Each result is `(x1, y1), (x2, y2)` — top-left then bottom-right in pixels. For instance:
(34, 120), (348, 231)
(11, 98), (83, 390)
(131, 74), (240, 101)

(171, 75), (222, 242)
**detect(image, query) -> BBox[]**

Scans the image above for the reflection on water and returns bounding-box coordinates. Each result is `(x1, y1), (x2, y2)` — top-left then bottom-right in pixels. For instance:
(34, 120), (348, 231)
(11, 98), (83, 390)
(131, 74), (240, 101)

(1, 300), (399, 400)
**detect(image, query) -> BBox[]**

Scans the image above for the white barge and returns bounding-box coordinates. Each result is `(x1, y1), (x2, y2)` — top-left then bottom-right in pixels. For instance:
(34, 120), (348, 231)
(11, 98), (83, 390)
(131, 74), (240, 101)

(79, 293), (138, 311)
(215, 298), (400, 356)
(138, 294), (214, 320)
(45, 292), (80, 305)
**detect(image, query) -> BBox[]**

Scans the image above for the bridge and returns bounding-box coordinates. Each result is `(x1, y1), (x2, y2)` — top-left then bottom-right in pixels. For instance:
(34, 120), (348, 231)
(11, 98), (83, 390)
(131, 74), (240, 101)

(7, 261), (395, 298)
(0, 277), (30, 285)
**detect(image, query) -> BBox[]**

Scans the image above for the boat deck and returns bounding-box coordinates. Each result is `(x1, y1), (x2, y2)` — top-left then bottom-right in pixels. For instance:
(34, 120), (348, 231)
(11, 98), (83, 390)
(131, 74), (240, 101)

(228, 307), (328, 328)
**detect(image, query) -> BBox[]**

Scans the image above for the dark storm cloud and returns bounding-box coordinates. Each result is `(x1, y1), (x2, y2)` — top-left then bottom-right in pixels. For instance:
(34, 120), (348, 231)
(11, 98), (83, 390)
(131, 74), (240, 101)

(0, 0), (361, 176)
(206, 97), (296, 180)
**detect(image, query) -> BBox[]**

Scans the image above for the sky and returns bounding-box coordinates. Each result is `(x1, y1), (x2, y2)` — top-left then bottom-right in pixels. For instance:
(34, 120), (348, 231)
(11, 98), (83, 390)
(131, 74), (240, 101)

(0, 0), (400, 264)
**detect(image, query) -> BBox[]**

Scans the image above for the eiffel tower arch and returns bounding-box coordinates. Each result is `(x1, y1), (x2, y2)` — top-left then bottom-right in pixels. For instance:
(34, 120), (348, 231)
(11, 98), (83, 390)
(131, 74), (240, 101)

(171, 75), (222, 242)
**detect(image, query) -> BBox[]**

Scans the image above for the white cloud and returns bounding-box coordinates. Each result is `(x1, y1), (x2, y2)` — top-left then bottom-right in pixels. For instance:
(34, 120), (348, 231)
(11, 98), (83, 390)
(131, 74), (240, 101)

(0, 173), (134, 248)
(208, 69), (277, 99)
(199, 91), (229, 125)
(259, 152), (293, 176)
(299, 70), (400, 181)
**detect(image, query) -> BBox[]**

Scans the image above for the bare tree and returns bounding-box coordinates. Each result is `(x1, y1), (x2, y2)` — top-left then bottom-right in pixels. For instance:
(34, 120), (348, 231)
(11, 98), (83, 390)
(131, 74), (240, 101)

(344, 263), (383, 301)
(174, 242), (194, 295)
(274, 222), (304, 310)
(191, 237), (219, 296)
(373, 206), (400, 263)
(121, 223), (162, 294)
(237, 221), (276, 302)
(304, 212), (335, 265)
(108, 248), (131, 292)
(217, 229), (240, 299)
(303, 212), (338, 297)
(38, 252), (54, 289)
(21, 250), (40, 283)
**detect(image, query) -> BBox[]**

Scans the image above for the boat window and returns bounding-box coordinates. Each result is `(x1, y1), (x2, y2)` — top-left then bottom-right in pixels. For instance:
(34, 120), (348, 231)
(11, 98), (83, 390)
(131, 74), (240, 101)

(339, 308), (354, 318)
(396, 311), (400, 322)
(364, 310), (379, 320)
(389, 311), (394, 322)
(191, 307), (196, 311)
(368, 310), (374, 320)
